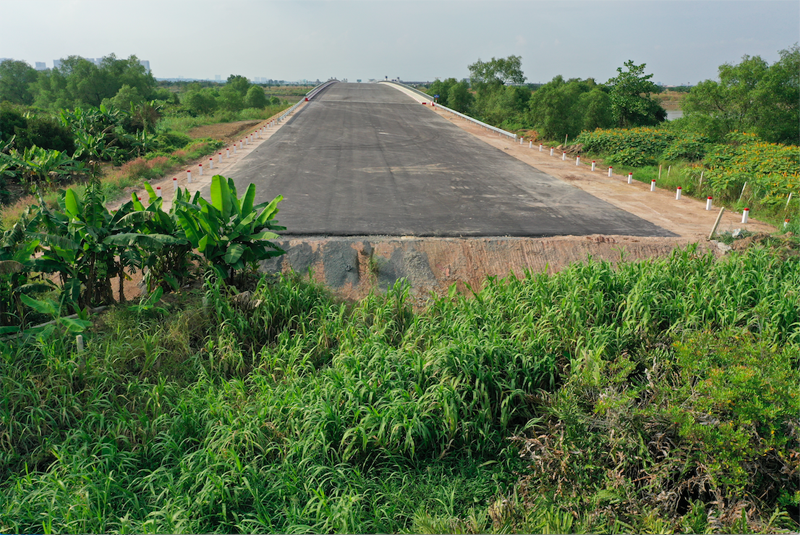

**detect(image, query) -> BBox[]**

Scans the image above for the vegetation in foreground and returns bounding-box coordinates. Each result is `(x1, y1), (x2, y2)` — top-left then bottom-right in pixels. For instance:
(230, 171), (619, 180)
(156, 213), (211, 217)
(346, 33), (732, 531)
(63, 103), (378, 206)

(1, 242), (798, 534)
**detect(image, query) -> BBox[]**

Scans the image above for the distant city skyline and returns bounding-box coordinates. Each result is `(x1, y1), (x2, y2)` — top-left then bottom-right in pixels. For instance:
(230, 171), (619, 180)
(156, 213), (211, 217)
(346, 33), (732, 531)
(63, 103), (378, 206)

(2, 1), (798, 85)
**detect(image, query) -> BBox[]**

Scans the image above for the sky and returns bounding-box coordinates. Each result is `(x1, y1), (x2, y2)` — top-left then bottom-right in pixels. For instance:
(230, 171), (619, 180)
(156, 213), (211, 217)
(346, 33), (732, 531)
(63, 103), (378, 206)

(2, 0), (798, 85)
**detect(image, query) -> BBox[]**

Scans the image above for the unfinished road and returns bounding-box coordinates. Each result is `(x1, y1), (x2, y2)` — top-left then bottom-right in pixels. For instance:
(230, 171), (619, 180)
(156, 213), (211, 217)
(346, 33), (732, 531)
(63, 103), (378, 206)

(227, 82), (674, 237)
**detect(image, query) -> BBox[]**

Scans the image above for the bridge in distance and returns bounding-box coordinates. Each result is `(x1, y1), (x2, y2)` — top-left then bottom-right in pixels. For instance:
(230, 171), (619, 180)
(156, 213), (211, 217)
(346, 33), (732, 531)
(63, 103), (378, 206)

(225, 82), (674, 238)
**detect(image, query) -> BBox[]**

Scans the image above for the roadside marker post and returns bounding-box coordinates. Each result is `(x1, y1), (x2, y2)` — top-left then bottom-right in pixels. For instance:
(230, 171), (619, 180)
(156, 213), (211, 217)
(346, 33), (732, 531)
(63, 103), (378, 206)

(529, 141), (532, 149)
(561, 152), (566, 161)
(233, 145), (237, 154)
(550, 148), (554, 156)
(742, 208), (749, 224)
(218, 152), (222, 162)
(650, 179), (656, 191)
(539, 144), (543, 152)
(226, 148), (230, 158)
(186, 170), (192, 183)
(676, 186), (682, 200)
(156, 186), (162, 198)
(198, 164), (203, 176)
(785, 219), (790, 228)
(591, 161), (596, 172)
(608, 167), (613, 178)
(628, 172), (633, 184)
(576, 157), (580, 166)
(706, 196), (713, 210)
(172, 177), (178, 192)
(209, 158), (213, 170)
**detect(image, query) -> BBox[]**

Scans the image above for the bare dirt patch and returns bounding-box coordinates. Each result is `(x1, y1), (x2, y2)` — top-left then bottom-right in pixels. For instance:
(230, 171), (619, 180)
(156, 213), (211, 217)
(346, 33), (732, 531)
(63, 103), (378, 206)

(187, 120), (262, 143)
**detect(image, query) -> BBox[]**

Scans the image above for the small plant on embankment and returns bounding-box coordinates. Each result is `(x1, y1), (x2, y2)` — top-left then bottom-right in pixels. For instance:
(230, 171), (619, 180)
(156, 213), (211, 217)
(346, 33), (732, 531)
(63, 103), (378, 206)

(1, 240), (797, 533)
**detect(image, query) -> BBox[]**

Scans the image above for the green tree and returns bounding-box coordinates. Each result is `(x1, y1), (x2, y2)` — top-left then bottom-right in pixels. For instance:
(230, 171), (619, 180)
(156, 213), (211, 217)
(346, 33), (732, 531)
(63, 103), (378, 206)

(606, 60), (666, 128)
(226, 74), (251, 97)
(682, 45), (799, 144)
(244, 85), (268, 109)
(468, 56), (527, 124)
(527, 77), (612, 140)
(0, 60), (38, 105)
(468, 55), (526, 89)
(106, 84), (144, 110)
(447, 80), (473, 113)
(427, 78), (457, 106)
(218, 85), (244, 112)
(579, 88), (613, 132)
(182, 88), (218, 116)
(31, 54), (156, 110)
(0, 103), (27, 144)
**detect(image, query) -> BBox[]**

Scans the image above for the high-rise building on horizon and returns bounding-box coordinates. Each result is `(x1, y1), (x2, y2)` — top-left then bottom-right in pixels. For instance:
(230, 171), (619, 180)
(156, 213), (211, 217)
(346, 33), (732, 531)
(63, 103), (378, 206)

(139, 59), (150, 73)
(35, 62), (46, 70)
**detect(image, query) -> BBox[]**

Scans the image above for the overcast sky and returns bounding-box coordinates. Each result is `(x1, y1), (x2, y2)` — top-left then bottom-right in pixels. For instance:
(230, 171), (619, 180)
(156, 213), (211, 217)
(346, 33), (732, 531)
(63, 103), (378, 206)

(2, 0), (798, 85)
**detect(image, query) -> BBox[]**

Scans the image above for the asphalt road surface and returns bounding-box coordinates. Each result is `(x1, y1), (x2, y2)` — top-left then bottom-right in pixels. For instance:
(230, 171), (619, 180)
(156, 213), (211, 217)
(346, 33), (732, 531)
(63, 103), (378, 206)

(226, 83), (674, 237)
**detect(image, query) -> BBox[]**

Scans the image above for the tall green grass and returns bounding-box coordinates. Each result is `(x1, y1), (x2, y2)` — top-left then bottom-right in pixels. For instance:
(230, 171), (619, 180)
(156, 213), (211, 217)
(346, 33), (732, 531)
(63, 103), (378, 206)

(1, 244), (798, 533)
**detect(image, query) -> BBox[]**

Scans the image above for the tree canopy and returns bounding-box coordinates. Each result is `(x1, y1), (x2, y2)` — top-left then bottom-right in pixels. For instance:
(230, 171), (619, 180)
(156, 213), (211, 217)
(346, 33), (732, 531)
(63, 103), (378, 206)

(682, 44), (799, 144)
(606, 60), (666, 128)
(468, 55), (526, 88)
(0, 60), (38, 105)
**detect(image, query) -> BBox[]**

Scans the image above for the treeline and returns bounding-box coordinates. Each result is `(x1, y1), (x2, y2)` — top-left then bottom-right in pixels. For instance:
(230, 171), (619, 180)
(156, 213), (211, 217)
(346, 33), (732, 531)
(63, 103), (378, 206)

(426, 45), (799, 145)
(0, 55), (282, 116)
(0, 54), (290, 206)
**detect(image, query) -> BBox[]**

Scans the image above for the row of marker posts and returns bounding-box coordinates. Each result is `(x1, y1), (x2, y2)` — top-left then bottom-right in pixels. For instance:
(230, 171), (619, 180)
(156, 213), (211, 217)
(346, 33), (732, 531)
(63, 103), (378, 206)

(149, 124), (273, 198)
(524, 139), (770, 227)
(423, 101), (788, 230)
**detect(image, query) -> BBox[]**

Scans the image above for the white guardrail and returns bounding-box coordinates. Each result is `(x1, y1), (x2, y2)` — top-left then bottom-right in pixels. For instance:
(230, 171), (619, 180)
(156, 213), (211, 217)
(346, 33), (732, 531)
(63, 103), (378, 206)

(384, 81), (518, 141)
(275, 80), (338, 122)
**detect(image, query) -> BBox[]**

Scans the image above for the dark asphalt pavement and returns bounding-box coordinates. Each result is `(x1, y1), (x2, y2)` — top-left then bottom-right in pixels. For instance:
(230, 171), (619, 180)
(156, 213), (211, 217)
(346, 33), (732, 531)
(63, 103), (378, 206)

(225, 83), (674, 237)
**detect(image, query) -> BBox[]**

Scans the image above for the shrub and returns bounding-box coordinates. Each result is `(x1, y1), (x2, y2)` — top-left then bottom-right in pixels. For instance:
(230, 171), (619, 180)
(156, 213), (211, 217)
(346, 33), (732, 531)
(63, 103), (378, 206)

(576, 127), (676, 158)
(662, 132), (710, 161)
(118, 157), (152, 181)
(605, 147), (656, 167)
(154, 131), (191, 152)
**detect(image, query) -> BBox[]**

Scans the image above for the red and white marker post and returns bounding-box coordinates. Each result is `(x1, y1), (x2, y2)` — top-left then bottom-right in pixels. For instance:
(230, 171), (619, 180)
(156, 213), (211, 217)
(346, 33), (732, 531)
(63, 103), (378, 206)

(186, 169), (192, 183)
(576, 156), (580, 166)
(676, 186), (682, 200)
(198, 164), (203, 176)
(650, 179), (656, 191)
(741, 208), (749, 224)
(209, 157), (214, 170)
(608, 166), (613, 177)
(561, 151), (566, 161)
(591, 161), (596, 172)
(627, 172), (633, 184)
(156, 186), (162, 198)
(539, 144), (543, 152)
(706, 196), (713, 210)
(550, 148), (554, 156)
(172, 177), (178, 192)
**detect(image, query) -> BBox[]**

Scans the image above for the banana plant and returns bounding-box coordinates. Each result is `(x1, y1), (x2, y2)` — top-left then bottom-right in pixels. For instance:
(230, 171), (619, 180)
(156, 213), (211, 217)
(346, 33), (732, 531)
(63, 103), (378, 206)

(5, 146), (81, 191)
(0, 207), (55, 333)
(104, 186), (191, 293)
(33, 185), (141, 310)
(174, 174), (285, 284)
